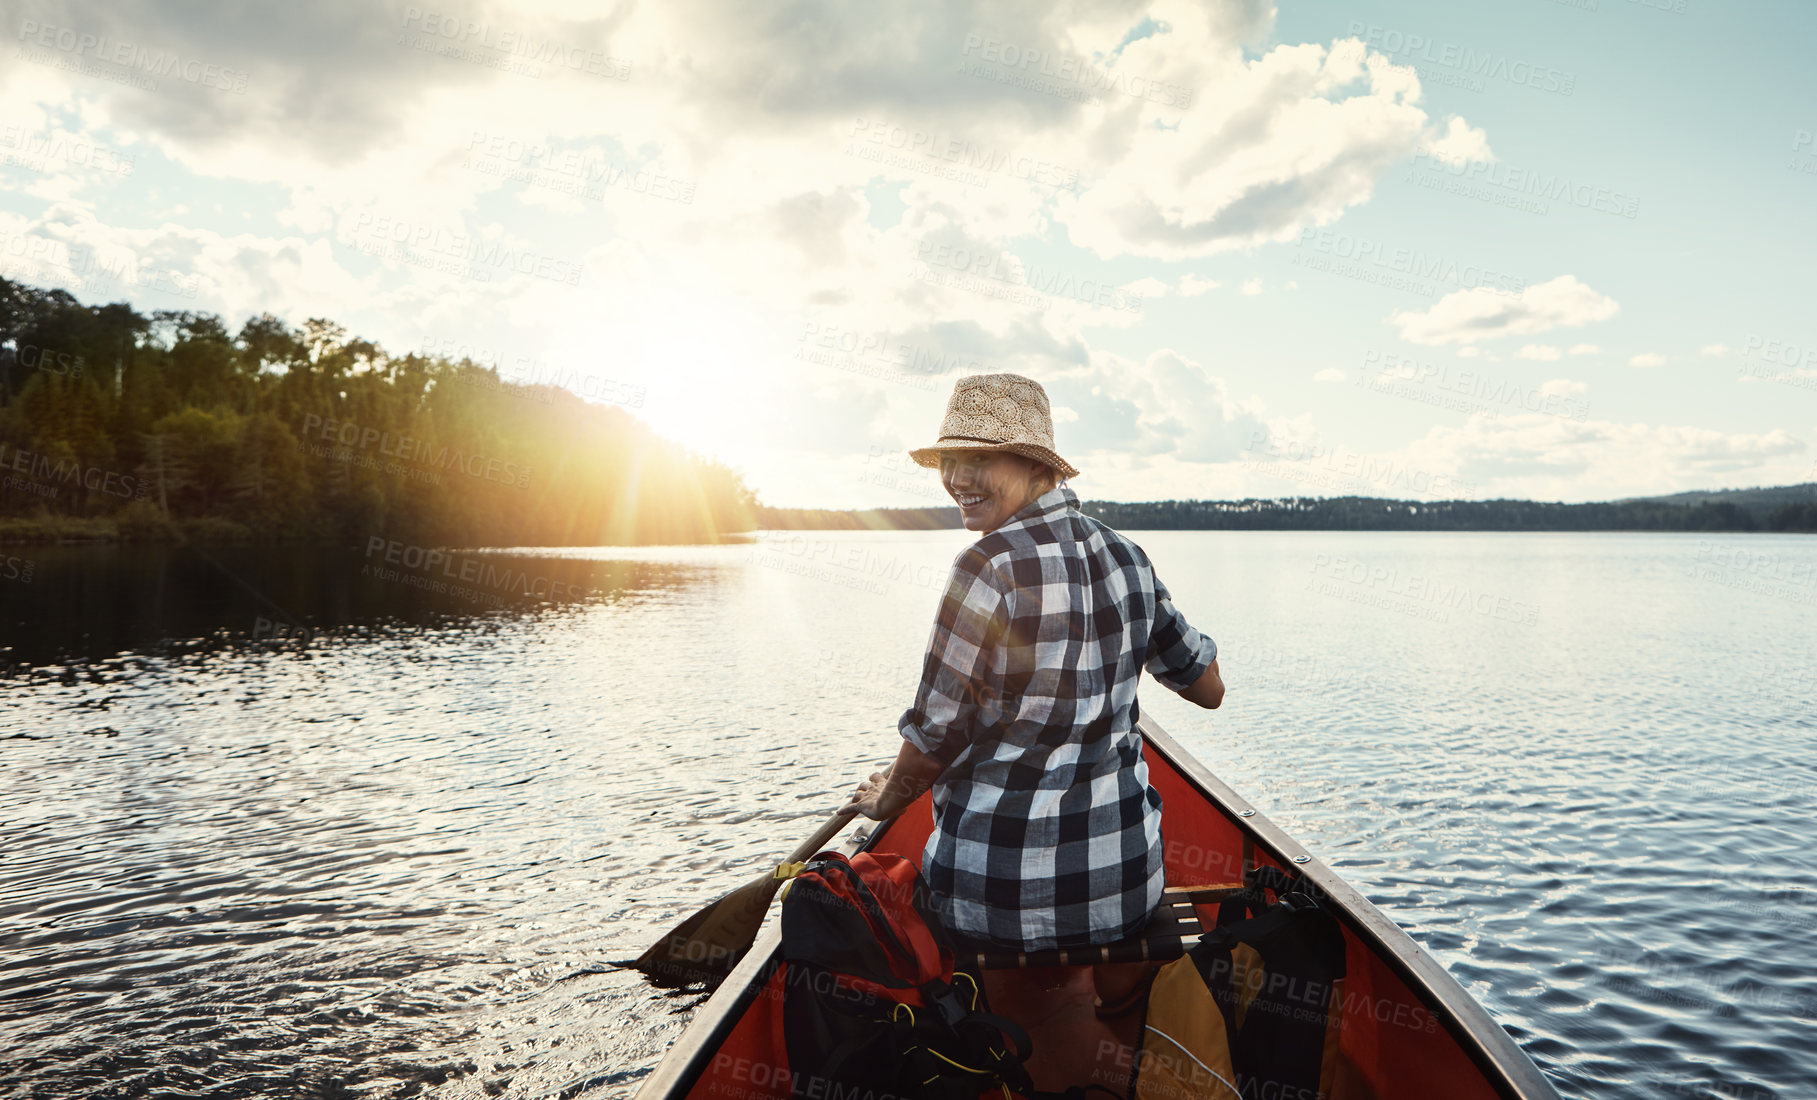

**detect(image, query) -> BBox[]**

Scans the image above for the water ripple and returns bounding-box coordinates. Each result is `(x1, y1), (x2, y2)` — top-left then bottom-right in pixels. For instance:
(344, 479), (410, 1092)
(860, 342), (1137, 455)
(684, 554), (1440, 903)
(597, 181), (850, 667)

(2, 532), (1813, 1098)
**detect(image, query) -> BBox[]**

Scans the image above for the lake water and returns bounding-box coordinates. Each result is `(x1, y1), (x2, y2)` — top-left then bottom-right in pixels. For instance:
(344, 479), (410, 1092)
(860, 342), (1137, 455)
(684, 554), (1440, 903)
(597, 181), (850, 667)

(1, 531), (1814, 1099)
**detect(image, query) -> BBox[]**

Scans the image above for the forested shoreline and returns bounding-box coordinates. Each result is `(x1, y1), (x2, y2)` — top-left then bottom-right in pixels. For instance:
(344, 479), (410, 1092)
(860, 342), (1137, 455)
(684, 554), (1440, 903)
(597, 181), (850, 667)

(1080, 495), (1817, 532)
(763, 491), (1817, 533)
(0, 278), (755, 545)
(4, 277), (1811, 546)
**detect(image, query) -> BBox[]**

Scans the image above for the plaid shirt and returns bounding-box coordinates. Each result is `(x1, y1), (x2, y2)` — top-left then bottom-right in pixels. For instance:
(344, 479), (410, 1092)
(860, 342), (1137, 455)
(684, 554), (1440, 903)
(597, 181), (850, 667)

(899, 485), (1218, 951)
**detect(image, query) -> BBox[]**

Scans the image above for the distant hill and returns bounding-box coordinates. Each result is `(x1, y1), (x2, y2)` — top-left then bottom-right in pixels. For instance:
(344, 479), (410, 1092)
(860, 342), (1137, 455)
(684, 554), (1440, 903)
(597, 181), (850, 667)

(1625, 483), (1817, 512)
(759, 485), (1817, 534)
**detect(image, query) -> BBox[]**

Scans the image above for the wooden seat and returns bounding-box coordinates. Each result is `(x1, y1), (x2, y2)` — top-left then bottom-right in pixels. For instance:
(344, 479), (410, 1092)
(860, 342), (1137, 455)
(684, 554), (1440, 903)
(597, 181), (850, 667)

(955, 883), (1248, 970)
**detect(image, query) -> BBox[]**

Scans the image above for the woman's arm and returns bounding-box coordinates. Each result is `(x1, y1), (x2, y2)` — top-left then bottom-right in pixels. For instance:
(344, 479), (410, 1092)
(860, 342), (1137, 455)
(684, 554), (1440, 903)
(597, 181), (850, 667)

(1144, 568), (1221, 707)
(841, 548), (1002, 821)
(838, 739), (946, 820)
(1179, 657), (1224, 709)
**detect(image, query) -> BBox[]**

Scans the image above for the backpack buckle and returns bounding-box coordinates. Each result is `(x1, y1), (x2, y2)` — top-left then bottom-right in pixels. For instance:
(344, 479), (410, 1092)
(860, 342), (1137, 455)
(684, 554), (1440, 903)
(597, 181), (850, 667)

(921, 981), (968, 1028)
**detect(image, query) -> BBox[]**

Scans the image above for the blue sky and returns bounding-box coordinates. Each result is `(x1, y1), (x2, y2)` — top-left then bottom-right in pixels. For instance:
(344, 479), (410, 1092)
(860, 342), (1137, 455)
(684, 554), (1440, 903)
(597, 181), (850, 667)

(1, 0), (1812, 507)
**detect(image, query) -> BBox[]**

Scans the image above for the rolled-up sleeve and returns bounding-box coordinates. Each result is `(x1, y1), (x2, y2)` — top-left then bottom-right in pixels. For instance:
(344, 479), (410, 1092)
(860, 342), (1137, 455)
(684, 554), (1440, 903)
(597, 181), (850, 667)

(1144, 572), (1216, 693)
(899, 547), (1010, 766)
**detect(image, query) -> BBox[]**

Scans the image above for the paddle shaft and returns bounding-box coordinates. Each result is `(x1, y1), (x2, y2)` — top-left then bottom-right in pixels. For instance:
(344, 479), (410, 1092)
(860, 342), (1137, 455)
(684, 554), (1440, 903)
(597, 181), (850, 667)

(627, 809), (862, 985)
(785, 811), (860, 865)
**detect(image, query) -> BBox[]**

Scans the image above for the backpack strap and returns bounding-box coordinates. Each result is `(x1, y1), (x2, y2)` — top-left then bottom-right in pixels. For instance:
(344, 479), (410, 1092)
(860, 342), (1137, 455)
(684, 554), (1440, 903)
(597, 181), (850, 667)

(956, 1010), (1034, 1064)
(1213, 864), (1322, 935)
(1199, 889), (1318, 951)
(812, 856), (916, 964)
(1245, 864), (1303, 899)
(900, 977), (1037, 1095)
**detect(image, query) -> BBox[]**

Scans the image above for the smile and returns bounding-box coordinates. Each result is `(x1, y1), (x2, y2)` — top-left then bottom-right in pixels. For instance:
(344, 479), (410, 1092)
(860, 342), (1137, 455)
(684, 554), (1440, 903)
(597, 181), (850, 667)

(955, 493), (987, 507)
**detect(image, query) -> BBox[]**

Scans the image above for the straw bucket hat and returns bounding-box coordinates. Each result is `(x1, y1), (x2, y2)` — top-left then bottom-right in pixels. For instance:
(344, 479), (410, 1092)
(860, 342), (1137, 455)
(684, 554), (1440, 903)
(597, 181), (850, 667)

(909, 373), (1080, 480)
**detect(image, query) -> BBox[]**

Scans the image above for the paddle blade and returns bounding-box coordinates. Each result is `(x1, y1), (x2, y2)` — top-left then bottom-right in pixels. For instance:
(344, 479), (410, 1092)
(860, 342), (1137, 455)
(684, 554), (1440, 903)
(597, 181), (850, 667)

(630, 873), (782, 988)
(626, 809), (857, 989)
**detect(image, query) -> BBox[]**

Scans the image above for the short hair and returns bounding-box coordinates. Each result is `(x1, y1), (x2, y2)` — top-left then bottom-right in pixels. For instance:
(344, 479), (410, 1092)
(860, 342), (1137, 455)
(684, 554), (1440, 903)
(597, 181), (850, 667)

(1030, 459), (1059, 494)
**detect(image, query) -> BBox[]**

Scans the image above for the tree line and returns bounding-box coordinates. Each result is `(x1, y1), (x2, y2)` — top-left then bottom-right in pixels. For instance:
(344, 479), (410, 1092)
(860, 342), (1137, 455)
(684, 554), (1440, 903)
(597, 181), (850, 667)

(6, 272), (1807, 544)
(762, 494), (1817, 533)
(1077, 496), (1817, 532)
(0, 278), (756, 545)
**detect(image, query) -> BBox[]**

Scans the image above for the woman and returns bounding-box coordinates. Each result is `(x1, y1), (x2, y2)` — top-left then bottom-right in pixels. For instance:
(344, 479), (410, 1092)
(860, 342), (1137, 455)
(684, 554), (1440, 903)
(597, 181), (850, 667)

(839, 373), (1224, 1017)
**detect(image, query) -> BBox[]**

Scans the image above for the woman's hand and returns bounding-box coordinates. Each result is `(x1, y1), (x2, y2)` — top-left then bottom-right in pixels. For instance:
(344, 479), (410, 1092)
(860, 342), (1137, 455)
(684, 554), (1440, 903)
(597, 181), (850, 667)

(838, 767), (901, 820)
(836, 742), (947, 821)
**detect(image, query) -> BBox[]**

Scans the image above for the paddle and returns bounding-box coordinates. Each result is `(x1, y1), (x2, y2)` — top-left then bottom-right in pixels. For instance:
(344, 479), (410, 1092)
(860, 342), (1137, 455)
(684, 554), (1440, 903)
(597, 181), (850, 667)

(627, 809), (858, 988)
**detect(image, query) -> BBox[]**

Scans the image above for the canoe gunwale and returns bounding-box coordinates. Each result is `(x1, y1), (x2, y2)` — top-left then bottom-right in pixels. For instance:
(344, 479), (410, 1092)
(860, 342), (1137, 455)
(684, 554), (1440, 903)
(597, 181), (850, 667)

(630, 825), (871, 1100)
(1136, 715), (1562, 1100)
(634, 715), (1561, 1100)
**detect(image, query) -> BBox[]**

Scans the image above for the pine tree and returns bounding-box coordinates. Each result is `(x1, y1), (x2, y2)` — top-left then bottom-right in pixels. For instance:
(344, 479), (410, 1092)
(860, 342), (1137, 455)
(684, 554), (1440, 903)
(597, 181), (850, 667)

(135, 432), (180, 519)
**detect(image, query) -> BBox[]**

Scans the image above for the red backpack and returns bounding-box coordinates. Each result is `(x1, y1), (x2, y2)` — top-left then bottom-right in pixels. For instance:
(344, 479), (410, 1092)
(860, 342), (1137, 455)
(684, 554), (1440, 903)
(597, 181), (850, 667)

(774, 850), (1034, 1100)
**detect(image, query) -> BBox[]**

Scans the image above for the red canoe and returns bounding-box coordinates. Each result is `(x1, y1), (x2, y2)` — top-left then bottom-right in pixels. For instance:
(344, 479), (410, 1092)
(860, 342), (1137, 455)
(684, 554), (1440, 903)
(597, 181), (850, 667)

(637, 713), (1561, 1100)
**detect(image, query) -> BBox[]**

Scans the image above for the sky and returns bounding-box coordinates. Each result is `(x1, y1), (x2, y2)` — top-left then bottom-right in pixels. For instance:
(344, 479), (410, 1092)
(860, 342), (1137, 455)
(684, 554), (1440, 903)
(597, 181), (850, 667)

(1, 0), (1813, 509)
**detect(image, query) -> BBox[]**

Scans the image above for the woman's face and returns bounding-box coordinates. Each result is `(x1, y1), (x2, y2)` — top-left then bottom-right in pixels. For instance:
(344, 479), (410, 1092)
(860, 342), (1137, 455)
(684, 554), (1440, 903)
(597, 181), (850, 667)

(939, 451), (1053, 533)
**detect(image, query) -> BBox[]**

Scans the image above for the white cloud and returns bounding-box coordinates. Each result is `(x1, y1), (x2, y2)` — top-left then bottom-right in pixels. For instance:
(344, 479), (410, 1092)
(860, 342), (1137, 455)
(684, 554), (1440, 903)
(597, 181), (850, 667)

(1568, 344), (1600, 355)
(1405, 415), (1806, 501)
(1058, 34), (1490, 261)
(1701, 344), (1732, 358)
(817, 391), (1810, 508)
(1422, 115), (1494, 167)
(1388, 275), (1620, 346)
(6, 1), (1799, 511)
(749, 379), (895, 454)
(1047, 348), (1269, 467)
(1629, 352), (1666, 367)
(0, 201), (371, 326)
(1176, 273), (1221, 296)
(1516, 344), (1561, 361)
(1133, 411), (1809, 508)
(0, 3), (1482, 476)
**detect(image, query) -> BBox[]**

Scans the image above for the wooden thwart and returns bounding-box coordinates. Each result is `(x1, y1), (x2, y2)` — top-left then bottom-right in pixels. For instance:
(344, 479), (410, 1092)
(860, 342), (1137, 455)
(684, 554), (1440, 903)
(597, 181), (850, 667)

(959, 882), (1246, 970)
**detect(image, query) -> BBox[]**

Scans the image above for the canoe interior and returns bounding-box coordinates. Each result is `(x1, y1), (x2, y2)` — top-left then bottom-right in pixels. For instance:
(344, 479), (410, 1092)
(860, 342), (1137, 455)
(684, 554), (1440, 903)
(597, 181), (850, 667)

(664, 729), (1535, 1100)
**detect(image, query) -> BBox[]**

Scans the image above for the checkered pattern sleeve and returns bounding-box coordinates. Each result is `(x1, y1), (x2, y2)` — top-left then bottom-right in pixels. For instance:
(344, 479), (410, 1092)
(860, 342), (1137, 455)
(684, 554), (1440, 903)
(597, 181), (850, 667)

(898, 547), (1010, 766)
(1143, 572), (1217, 693)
